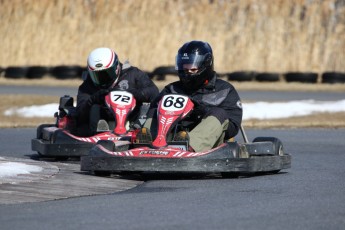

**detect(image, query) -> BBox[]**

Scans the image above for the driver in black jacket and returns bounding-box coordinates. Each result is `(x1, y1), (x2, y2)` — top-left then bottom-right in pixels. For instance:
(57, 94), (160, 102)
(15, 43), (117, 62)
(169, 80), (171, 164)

(137, 41), (243, 152)
(76, 47), (159, 136)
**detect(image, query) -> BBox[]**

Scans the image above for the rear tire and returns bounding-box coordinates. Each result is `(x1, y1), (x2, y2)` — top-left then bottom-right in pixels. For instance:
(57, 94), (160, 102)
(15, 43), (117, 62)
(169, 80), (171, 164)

(36, 124), (56, 139)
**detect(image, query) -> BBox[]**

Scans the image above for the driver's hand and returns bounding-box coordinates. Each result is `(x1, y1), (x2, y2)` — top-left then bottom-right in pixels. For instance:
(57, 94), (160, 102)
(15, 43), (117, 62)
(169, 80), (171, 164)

(127, 88), (144, 102)
(88, 89), (109, 105)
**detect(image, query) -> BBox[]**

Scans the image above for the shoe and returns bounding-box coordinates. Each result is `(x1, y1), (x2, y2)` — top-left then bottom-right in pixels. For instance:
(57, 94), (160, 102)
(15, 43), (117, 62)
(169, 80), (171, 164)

(96, 119), (109, 132)
(174, 131), (189, 142)
(135, 127), (152, 144)
(174, 131), (195, 152)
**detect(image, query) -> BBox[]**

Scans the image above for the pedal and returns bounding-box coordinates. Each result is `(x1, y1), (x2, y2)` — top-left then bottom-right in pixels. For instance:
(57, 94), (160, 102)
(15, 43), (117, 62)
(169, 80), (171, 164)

(96, 120), (110, 132)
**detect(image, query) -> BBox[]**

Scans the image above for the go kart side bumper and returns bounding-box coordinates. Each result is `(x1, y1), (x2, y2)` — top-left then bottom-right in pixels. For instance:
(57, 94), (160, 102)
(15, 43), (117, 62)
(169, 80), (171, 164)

(31, 138), (94, 157)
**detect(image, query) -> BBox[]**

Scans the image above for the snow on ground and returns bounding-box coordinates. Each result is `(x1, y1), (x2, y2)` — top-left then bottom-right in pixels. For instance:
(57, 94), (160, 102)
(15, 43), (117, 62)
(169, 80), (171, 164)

(242, 99), (345, 120)
(0, 160), (42, 178)
(4, 100), (345, 120)
(1, 99), (345, 178)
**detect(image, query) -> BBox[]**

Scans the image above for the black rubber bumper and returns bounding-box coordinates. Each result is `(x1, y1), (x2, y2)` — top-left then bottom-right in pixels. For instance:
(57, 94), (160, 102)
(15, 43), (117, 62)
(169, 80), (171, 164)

(80, 144), (291, 173)
(31, 138), (94, 157)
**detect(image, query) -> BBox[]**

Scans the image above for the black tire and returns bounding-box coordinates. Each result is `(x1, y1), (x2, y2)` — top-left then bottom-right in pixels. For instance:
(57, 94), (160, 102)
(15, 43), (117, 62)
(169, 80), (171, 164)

(26, 66), (50, 79)
(94, 171), (111, 176)
(321, 72), (345, 84)
(156, 75), (166, 81)
(253, 137), (284, 174)
(255, 73), (280, 82)
(4, 66), (28, 79)
(284, 72), (318, 83)
(36, 124), (56, 139)
(51, 65), (83, 79)
(252, 137), (284, 156)
(152, 66), (177, 75)
(145, 71), (155, 79)
(221, 172), (240, 178)
(55, 156), (70, 161)
(151, 66), (177, 81)
(227, 71), (256, 82)
(0, 66), (4, 76)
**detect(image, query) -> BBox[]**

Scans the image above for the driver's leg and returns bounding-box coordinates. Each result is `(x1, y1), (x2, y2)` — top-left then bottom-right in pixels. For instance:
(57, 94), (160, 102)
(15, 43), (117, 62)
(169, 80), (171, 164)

(189, 116), (229, 152)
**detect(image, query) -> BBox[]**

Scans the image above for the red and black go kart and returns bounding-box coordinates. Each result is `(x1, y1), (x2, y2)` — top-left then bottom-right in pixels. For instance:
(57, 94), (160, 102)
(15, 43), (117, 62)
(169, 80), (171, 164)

(81, 94), (291, 177)
(31, 90), (144, 159)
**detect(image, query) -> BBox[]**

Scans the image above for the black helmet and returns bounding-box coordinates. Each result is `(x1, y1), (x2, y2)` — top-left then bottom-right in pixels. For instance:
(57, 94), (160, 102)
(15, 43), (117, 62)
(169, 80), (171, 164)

(176, 40), (214, 92)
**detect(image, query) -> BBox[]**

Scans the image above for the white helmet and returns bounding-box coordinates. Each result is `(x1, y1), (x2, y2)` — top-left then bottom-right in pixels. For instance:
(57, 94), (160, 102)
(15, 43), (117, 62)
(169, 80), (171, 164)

(87, 47), (120, 88)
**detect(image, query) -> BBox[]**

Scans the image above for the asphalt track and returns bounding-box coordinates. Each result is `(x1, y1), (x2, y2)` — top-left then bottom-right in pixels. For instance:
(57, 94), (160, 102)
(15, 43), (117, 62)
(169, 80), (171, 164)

(1, 85), (345, 101)
(0, 86), (344, 229)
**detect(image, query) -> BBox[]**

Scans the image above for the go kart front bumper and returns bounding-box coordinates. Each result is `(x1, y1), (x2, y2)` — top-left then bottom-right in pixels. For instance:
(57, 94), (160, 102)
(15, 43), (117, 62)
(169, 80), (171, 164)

(80, 142), (291, 174)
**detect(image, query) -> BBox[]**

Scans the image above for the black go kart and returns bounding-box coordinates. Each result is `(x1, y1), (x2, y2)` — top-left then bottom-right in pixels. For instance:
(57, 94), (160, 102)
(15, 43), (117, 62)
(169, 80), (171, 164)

(81, 94), (291, 177)
(31, 91), (147, 159)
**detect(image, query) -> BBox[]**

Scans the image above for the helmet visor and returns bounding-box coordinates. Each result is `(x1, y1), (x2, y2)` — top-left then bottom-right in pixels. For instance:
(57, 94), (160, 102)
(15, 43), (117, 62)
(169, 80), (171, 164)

(89, 65), (118, 88)
(176, 53), (208, 72)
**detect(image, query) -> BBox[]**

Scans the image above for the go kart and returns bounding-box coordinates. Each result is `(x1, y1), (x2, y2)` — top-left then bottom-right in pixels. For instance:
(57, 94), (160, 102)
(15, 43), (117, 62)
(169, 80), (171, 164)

(80, 94), (291, 177)
(31, 91), (144, 158)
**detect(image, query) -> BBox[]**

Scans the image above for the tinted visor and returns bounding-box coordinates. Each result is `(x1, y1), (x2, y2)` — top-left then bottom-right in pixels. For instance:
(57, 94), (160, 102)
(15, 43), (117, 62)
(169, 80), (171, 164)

(176, 53), (208, 72)
(89, 65), (118, 88)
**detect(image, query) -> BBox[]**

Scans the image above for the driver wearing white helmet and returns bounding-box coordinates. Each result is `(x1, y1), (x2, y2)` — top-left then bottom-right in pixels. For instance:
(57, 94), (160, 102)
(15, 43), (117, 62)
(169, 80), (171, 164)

(76, 47), (159, 136)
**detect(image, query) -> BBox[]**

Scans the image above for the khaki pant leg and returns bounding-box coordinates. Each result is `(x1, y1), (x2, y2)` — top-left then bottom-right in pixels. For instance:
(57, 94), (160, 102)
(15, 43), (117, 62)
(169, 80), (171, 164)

(189, 116), (229, 152)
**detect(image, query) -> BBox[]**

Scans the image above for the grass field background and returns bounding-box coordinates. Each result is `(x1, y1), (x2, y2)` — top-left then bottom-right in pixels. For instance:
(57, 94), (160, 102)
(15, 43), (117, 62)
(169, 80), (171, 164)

(1, 0), (344, 74)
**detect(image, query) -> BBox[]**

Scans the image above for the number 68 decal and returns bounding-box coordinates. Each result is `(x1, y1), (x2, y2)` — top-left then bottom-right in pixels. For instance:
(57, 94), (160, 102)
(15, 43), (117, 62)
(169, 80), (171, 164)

(161, 95), (189, 111)
(110, 91), (133, 105)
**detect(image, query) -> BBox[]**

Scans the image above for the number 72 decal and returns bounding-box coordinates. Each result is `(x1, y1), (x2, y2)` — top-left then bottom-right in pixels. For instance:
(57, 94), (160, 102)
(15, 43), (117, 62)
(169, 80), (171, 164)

(110, 91), (133, 105)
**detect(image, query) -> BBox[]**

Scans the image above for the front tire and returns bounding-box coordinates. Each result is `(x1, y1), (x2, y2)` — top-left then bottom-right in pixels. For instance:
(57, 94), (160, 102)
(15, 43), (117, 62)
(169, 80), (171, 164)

(252, 137), (284, 156)
(252, 137), (284, 174)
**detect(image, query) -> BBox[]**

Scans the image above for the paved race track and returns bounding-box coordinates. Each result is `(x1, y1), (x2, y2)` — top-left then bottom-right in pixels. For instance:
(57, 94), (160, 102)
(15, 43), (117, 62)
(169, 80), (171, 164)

(0, 128), (344, 230)
(0, 86), (344, 229)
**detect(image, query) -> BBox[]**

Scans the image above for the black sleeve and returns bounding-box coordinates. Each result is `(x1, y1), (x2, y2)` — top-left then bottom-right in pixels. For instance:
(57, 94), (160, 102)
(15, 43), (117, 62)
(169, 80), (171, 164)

(130, 70), (159, 103)
(76, 79), (95, 124)
(222, 86), (243, 138)
(149, 84), (173, 109)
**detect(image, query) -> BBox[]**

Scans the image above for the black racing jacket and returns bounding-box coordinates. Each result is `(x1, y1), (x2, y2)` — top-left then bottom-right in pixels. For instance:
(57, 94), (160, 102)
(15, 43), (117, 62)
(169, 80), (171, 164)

(151, 73), (243, 138)
(76, 62), (159, 124)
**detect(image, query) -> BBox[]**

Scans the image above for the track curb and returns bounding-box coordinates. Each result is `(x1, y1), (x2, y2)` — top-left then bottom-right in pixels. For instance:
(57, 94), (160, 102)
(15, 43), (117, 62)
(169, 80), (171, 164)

(0, 157), (142, 204)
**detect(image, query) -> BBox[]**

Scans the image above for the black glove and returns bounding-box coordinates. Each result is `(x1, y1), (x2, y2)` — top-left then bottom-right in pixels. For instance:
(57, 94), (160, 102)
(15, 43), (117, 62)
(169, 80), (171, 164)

(192, 103), (228, 123)
(191, 99), (210, 117)
(88, 89), (109, 105)
(127, 88), (144, 102)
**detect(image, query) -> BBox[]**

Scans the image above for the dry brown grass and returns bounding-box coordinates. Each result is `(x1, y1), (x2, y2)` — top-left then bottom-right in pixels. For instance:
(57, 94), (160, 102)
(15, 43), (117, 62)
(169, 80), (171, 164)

(244, 112), (345, 128)
(1, 0), (344, 74)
